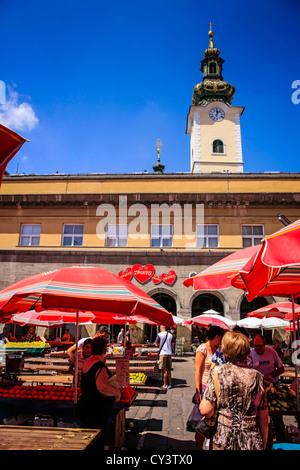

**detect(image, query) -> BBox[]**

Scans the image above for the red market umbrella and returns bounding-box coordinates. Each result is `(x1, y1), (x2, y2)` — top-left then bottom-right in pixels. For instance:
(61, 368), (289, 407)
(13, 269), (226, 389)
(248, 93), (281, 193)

(9, 311), (64, 328)
(183, 244), (260, 291)
(183, 313), (236, 330)
(10, 310), (97, 327)
(0, 124), (28, 185)
(0, 265), (173, 327)
(246, 302), (300, 319)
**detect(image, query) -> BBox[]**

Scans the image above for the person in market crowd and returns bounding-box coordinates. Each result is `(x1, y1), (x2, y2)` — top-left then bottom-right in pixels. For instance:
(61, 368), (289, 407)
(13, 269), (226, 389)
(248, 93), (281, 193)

(250, 334), (286, 443)
(65, 325), (110, 358)
(23, 326), (40, 342)
(154, 325), (174, 390)
(211, 325), (253, 368)
(51, 325), (110, 357)
(62, 328), (73, 342)
(251, 334), (285, 384)
(125, 328), (130, 341)
(0, 327), (11, 343)
(194, 324), (224, 450)
(117, 328), (125, 344)
(273, 340), (284, 358)
(199, 331), (269, 450)
(77, 336), (121, 448)
(68, 337), (92, 383)
(124, 340), (136, 357)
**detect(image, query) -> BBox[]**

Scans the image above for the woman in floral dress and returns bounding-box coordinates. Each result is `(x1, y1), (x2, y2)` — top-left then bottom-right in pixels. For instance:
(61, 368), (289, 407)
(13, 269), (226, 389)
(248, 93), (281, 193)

(200, 331), (269, 450)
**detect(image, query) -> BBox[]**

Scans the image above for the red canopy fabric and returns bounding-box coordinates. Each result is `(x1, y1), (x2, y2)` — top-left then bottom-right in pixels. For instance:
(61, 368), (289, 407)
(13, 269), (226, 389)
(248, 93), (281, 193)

(0, 124), (28, 184)
(183, 313), (235, 330)
(247, 301), (300, 319)
(232, 219), (300, 301)
(10, 310), (96, 326)
(184, 244), (260, 291)
(0, 265), (174, 327)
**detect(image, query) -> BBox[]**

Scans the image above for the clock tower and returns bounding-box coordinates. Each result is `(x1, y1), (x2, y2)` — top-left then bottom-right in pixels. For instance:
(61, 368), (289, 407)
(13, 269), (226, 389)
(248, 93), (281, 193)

(186, 25), (244, 173)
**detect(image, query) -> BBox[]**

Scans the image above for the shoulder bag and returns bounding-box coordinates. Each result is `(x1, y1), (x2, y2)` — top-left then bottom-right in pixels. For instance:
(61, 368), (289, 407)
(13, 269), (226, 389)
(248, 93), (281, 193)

(195, 366), (219, 439)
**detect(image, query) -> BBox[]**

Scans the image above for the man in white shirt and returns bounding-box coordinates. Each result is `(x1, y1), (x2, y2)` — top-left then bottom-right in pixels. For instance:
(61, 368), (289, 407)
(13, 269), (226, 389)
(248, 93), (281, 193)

(154, 326), (174, 389)
(117, 328), (125, 344)
(250, 334), (285, 383)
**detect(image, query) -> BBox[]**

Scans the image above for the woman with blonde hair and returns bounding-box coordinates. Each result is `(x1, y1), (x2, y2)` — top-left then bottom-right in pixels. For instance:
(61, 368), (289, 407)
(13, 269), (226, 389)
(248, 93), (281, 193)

(199, 331), (269, 450)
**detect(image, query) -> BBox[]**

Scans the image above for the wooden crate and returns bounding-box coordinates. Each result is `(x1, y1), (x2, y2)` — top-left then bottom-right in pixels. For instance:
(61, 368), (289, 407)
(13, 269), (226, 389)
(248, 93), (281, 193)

(106, 408), (125, 449)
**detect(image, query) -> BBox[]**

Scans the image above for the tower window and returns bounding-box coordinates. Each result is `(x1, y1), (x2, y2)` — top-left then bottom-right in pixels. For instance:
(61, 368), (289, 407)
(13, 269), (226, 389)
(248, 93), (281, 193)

(209, 62), (217, 74)
(212, 139), (224, 154)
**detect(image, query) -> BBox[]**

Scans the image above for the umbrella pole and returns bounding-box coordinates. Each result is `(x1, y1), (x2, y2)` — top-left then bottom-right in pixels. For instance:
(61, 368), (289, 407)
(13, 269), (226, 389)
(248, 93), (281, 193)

(74, 311), (79, 406)
(291, 296), (300, 418)
(123, 323), (127, 356)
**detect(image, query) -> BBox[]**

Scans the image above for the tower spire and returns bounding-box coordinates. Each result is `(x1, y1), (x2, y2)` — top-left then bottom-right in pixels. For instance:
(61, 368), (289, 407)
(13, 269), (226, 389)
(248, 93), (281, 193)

(207, 22), (214, 48)
(191, 23), (235, 106)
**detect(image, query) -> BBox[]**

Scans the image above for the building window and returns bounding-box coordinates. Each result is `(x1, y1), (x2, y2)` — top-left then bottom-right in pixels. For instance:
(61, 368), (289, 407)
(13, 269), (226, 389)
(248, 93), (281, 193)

(242, 225), (264, 247)
(62, 224), (84, 246)
(196, 224), (219, 248)
(19, 224), (41, 246)
(212, 139), (224, 154)
(150, 224), (173, 247)
(105, 224), (128, 247)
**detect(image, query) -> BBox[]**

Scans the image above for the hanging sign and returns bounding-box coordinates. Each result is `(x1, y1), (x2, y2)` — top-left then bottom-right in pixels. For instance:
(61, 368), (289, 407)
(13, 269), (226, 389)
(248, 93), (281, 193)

(118, 265), (177, 285)
(118, 267), (133, 281)
(132, 264), (155, 284)
(116, 357), (130, 388)
(152, 270), (177, 286)
(161, 270), (177, 285)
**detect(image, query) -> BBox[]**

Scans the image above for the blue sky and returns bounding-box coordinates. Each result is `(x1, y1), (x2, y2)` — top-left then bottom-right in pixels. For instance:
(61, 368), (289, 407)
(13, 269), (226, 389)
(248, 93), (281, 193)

(1, 0), (300, 175)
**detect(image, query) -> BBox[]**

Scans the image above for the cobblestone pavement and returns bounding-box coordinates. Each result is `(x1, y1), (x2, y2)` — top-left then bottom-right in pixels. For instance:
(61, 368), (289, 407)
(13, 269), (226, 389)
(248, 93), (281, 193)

(124, 353), (197, 451)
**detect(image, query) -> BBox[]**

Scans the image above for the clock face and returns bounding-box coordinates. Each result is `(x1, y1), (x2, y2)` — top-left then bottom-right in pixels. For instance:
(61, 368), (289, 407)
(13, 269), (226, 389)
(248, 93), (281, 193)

(209, 108), (225, 122)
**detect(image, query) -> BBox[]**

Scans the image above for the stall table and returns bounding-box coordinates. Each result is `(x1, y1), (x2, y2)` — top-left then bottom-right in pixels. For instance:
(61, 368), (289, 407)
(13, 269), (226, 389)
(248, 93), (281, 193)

(0, 425), (101, 450)
(23, 363), (69, 373)
(19, 374), (73, 385)
(48, 341), (74, 352)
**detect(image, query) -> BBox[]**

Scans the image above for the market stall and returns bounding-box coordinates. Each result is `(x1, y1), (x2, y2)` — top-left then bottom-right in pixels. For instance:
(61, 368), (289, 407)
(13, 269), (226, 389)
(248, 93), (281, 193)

(0, 379), (137, 449)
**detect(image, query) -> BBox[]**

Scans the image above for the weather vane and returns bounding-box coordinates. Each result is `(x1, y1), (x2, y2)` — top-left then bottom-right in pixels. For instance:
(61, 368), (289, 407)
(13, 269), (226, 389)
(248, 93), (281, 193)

(155, 138), (163, 150)
(153, 138), (165, 173)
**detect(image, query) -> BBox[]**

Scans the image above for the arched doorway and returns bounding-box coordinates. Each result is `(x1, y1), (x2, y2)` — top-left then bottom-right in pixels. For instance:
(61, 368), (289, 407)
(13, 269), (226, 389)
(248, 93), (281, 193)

(191, 293), (224, 343)
(191, 293), (224, 317)
(147, 292), (177, 342)
(240, 296), (269, 320)
(240, 296), (271, 343)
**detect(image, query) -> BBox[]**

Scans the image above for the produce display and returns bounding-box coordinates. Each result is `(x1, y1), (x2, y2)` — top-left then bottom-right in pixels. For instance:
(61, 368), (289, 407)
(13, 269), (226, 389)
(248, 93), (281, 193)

(0, 384), (80, 401)
(266, 383), (298, 413)
(117, 386), (136, 403)
(129, 372), (146, 384)
(2, 341), (50, 349)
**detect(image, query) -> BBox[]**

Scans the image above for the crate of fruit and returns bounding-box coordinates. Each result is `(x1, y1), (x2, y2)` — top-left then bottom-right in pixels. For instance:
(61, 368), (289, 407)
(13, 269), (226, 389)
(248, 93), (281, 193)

(129, 372), (147, 385)
(1, 341), (51, 354)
